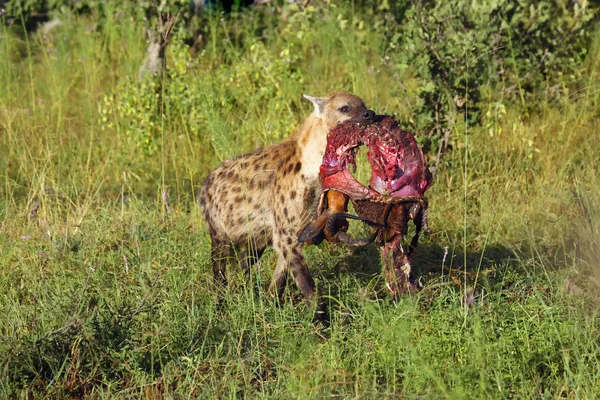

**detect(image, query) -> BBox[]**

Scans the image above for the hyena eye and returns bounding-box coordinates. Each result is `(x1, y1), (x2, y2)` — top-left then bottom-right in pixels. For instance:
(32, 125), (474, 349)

(339, 105), (351, 113)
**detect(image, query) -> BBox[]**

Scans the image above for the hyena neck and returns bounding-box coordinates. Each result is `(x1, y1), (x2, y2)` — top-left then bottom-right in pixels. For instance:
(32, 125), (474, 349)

(296, 115), (328, 181)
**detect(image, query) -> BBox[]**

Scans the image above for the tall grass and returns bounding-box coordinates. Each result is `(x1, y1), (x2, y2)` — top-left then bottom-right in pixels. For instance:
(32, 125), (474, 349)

(1, 3), (599, 398)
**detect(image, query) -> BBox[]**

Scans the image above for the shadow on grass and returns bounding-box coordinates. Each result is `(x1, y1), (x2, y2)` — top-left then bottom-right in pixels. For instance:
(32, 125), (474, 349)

(326, 240), (517, 278)
(314, 238), (543, 305)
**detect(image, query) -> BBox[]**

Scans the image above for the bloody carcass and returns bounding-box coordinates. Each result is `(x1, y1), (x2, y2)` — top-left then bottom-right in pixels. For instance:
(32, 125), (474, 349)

(298, 116), (433, 299)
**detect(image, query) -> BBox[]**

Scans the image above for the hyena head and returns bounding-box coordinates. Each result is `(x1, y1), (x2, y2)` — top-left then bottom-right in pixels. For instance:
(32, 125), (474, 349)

(297, 92), (375, 179)
(303, 92), (375, 131)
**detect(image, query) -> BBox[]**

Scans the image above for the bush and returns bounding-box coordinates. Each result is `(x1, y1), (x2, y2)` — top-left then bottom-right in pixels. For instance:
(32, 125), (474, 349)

(385, 0), (597, 155)
(6, 0), (597, 158)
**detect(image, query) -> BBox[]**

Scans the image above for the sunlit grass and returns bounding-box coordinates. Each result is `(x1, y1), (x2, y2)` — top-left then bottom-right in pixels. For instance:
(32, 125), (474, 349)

(1, 4), (599, 398)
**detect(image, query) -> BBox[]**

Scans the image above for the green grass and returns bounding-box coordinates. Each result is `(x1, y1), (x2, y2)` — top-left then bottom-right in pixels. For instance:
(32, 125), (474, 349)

(1, 4), (600, 398)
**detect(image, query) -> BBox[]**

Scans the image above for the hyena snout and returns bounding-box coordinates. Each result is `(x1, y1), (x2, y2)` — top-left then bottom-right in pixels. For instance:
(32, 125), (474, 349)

(362, 109), (375, 121)
(351, 109), (376, 124)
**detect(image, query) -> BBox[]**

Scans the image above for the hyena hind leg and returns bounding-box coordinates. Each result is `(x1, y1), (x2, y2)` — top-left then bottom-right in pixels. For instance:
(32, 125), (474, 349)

(239, 244), (266, 282)
(211, 238), (233, 289)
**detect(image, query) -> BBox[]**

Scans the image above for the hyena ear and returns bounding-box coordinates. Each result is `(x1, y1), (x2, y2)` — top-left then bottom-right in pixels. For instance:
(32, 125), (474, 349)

(303, 94), (328, 117)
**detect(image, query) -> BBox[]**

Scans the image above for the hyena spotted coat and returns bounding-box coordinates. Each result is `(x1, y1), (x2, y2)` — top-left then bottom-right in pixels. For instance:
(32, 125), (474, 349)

(199, 92), (375, 318)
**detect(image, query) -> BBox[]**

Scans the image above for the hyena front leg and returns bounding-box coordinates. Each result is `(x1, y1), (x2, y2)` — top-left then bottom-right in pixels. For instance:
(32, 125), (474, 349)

(268, 256), (289, 304)
(267, 229), (292, 303)
(269, 229), (328, 322)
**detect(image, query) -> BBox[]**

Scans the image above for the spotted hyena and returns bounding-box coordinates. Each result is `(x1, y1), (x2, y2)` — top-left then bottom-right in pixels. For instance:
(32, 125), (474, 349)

(199, 92), (375, 320)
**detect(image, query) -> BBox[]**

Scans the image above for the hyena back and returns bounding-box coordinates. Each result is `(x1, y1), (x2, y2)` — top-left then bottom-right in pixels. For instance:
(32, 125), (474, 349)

(199, 92), (375, 318)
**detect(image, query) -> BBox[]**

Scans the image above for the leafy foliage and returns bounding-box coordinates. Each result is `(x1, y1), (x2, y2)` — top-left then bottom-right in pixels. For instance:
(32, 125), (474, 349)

(4, 0), (598, 156)
(98, 30), (306, 155)
(385, 0), (596, 154)
(2, 1), (600, 397)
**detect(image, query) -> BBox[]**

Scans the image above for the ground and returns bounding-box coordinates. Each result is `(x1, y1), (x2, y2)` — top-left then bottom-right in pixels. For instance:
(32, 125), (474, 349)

(1, 4), (599, 398)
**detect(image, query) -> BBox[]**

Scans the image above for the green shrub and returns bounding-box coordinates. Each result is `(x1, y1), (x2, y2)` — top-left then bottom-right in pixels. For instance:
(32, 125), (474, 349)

(385, 0), (597, 154)
(8, 0), (597, 159)
(98, 26), (305, 156)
